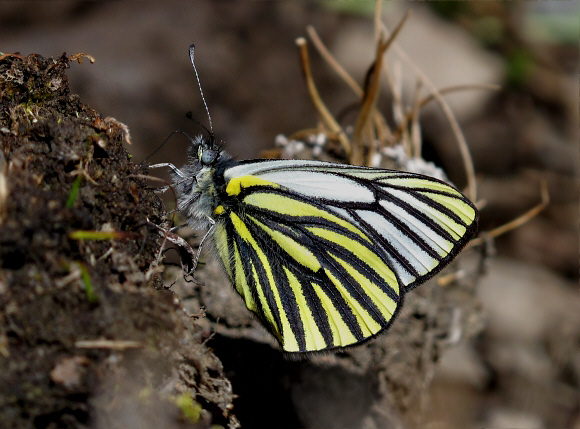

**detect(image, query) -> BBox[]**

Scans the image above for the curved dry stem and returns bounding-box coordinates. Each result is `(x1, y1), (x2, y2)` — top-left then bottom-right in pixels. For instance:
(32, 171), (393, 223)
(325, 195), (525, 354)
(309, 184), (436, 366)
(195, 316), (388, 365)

(307, 26), (385, 166)
(410, 80), (423, 158)
(373, 0), (383, 42)
(295, 37), (351, 158)
(377, 9), (411, 56)
(385, 61), (412, 156)
(467, 179), (550, 248)
(351, 35), (389, 165)
(419, 83), (501, 109)
(394, 83), (501, 138)
(306, 26), (363, 97)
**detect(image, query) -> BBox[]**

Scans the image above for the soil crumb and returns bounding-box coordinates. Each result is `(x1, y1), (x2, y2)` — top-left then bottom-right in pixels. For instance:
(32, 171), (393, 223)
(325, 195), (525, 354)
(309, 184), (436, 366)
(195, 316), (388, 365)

(0, 52), (238, 429)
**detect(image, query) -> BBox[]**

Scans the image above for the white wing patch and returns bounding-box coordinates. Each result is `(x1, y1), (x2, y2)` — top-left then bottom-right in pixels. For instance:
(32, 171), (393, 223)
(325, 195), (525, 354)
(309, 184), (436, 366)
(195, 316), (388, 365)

(378, 199), (453, 256)
(252, 170), (375, 203)
(357, 210), (438, 275)
(224, 159), (336, 178)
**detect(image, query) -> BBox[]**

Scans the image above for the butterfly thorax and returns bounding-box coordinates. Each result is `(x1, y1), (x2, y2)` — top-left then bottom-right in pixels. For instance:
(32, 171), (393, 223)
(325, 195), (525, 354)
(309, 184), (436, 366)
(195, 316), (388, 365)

(174, 135), (236, 230)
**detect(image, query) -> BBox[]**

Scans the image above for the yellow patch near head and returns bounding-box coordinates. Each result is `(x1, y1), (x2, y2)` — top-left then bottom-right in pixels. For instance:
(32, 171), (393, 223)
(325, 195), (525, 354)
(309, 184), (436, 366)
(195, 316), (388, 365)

(226, 176), (278, 196)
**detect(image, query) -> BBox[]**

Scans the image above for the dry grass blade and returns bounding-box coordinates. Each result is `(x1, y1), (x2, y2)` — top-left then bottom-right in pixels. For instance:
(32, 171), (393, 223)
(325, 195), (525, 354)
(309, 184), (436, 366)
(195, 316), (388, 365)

(306, 25), (362, 97)
(306, 10), (410, 99)
(385, 61), (411, 155)
(75, 339), (142, 350)
(410, 80), (423, 158)
(376, 9), (411, 57)
(393, 83), (501, 140)
(419, 83), (501, 109)
(295, 37), (351, 158)
(350, 36), (389, 165)
(467, 179), (550, 249)
(373, 0), (383, 41)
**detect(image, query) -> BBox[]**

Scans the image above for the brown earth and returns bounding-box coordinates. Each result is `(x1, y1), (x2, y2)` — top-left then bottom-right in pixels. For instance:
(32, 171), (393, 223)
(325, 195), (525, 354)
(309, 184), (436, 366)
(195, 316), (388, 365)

(0, 53), (238, 429)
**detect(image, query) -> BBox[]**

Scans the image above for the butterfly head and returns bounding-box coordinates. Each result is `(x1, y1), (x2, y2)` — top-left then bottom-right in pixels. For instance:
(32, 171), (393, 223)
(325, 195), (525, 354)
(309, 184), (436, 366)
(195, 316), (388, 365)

(197, 139), (219, 166)
(184, 134), (220, 168)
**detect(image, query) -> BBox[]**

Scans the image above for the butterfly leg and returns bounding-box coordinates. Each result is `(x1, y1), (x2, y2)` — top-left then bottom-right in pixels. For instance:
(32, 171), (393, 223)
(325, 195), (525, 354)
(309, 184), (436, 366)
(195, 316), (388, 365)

(191, 216), (215, 273)
(149, 162), (186, 179)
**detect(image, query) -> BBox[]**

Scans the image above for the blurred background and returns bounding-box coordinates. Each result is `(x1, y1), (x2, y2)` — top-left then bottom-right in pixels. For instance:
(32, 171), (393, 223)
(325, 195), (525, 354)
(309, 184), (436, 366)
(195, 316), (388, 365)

(2, 1), (578, 428)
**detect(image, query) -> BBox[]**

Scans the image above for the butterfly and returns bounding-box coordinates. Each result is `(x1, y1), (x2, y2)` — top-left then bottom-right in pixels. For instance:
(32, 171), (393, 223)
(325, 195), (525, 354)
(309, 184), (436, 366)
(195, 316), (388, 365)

(155, 45), (478, 354)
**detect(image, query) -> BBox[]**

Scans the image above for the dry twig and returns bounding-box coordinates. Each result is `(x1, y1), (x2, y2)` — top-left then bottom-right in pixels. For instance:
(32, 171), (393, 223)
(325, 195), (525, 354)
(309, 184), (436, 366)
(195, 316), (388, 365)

(295, 37), (351, 158)
(467, 180), (550, 248)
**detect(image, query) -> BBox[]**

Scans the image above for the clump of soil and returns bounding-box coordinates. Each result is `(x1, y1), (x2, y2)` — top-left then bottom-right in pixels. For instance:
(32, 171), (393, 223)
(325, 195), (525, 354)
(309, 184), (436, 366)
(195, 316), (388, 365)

(0, 53), (237, 429)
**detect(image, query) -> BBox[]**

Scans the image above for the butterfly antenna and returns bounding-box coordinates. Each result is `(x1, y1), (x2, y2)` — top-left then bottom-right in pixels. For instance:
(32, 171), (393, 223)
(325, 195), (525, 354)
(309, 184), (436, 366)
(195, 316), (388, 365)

(142, 130), (196, 164)
(185, 111), (212, 138)
(189, 44), (213, 138)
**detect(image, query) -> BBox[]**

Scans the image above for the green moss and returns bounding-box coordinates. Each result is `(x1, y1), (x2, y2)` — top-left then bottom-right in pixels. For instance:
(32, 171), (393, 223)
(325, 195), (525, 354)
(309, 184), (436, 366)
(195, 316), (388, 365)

(175, 393), (202, 423)
(66, 176), (83, 208)
(78, 263), (98, 303)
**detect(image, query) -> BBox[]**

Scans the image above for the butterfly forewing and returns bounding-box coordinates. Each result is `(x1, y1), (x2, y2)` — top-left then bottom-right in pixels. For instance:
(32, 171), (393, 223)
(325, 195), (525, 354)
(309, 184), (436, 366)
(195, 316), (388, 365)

(209, 160), (477, 353)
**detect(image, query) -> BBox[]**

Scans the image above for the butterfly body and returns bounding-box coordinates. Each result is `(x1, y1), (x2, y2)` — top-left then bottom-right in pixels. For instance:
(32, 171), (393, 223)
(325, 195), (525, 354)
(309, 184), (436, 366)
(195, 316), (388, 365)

(170, 135), (478, 354)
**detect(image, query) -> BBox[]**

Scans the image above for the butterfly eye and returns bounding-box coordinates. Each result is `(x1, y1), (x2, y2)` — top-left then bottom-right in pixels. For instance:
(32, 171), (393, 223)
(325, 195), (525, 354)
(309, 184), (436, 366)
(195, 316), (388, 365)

(200, 148), (218, 165)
